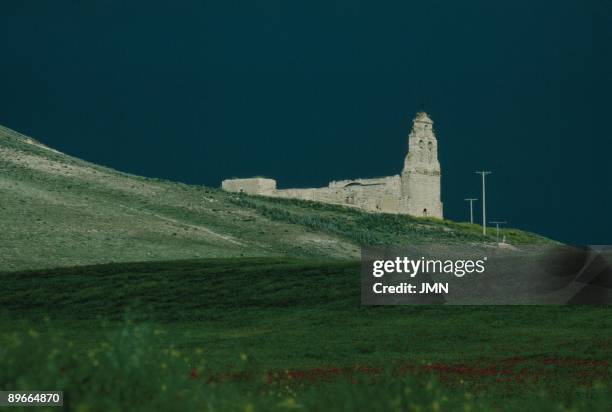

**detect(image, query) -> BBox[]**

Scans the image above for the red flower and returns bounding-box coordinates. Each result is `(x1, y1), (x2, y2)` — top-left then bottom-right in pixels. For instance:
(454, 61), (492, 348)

(189, 368), (198, 379)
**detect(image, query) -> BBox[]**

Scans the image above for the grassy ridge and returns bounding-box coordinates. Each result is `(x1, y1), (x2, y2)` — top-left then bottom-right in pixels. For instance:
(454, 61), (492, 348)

(228, 194), (551, 245)
(1, 124), (551, 272)
(0, 126), (358, 271)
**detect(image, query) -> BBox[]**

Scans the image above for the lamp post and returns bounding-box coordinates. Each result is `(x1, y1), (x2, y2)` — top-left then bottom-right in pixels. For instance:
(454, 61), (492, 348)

(489, 220), (507, 244)
(464, 198), (478, 224)
(475, 171), (491, 235)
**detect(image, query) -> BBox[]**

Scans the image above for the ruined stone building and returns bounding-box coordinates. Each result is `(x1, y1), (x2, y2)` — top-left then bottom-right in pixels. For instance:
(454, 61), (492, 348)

(221, 111), (443, 218)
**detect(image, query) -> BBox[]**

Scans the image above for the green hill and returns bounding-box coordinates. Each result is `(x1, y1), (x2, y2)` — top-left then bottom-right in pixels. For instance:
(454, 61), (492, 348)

(0, 124), (550, 272)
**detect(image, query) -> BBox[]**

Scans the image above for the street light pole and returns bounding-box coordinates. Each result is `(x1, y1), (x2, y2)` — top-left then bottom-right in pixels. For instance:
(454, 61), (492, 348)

(489, 221), (507, 244)
(475, 171), (491, 235)
(464, 198), (478, 224)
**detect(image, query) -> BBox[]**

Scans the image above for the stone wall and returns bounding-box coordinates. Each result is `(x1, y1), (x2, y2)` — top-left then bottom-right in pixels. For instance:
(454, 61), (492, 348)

(222, 175), (408, 214)
(221, 178), (276, 195)
(401, 170), (443, 217)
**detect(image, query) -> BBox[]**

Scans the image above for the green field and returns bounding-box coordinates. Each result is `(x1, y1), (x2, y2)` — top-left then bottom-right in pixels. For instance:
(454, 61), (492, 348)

(2, 258), (610, 411)
(1, 124), (608, 410)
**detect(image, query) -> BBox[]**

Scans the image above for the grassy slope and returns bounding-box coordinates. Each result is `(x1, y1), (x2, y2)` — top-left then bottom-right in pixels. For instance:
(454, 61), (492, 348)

(0, 125), (357, 271)
(1, 124), (550, 272)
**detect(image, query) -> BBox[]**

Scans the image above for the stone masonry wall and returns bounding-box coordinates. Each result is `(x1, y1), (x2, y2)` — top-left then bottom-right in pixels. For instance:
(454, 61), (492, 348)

(221, 178), (276, 195)
(273, 175), (405, 213)
(222, 175), (408, 214)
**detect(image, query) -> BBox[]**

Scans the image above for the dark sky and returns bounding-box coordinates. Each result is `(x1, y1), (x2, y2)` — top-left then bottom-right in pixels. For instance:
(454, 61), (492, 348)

(1, 1), (610, 244)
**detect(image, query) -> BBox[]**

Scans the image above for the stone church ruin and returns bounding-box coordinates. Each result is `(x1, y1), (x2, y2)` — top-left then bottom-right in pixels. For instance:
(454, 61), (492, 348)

(221, 111), (443, 219)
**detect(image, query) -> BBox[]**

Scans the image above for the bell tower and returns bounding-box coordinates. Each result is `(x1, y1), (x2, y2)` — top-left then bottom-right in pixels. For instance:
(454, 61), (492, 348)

(401, 112), (443, 218)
